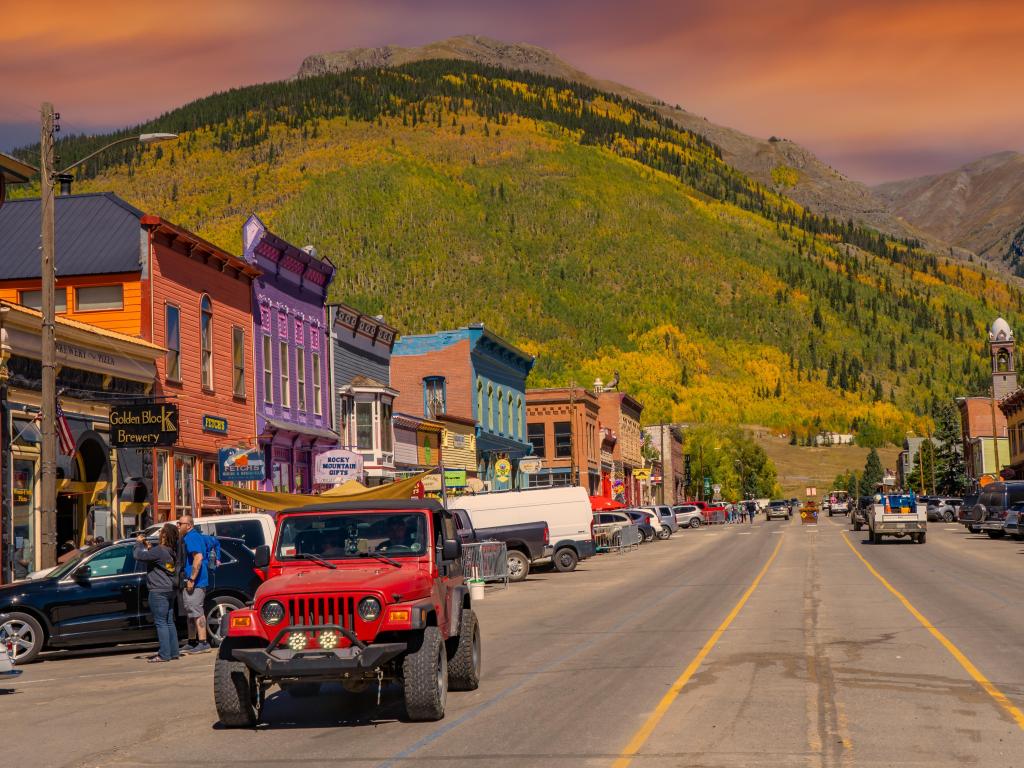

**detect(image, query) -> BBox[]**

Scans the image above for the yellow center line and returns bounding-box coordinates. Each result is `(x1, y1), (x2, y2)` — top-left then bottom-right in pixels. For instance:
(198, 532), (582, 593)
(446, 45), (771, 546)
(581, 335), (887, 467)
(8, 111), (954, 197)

(840, 533), (1024, 730)
(612, 536), (784, 767)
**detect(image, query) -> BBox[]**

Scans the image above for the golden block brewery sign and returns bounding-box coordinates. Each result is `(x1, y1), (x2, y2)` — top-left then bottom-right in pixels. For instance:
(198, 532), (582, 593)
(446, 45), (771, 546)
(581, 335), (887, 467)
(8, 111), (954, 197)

(110, 404), (179, 446)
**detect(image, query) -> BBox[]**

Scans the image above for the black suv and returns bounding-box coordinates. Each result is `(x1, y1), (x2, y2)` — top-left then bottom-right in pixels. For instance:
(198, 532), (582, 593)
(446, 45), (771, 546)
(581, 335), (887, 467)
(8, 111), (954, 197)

(0, 537), (261, 663)
(968, 483), (1024, 539)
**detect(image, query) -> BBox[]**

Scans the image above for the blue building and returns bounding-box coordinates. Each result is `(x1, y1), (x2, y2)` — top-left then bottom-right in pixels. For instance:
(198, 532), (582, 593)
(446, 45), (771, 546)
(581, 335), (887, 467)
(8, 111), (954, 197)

(391, 324), (535, 491)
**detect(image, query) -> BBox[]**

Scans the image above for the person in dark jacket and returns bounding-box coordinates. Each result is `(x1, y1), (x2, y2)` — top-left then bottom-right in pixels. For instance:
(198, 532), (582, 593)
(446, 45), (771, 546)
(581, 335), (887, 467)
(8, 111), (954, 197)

(134, 523), (180, 662)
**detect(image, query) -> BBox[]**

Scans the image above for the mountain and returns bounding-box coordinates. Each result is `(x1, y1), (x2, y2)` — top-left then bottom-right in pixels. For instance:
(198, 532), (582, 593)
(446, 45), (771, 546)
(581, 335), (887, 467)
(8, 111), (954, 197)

(11, 57), (1019, 445)
(299, 35), (921, 244)
(874, 152), (1024, 271)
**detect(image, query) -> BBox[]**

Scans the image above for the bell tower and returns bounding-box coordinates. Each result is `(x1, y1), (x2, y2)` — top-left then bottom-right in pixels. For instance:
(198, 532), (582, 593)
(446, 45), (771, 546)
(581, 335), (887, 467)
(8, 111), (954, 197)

(990, 317), (1017, 399)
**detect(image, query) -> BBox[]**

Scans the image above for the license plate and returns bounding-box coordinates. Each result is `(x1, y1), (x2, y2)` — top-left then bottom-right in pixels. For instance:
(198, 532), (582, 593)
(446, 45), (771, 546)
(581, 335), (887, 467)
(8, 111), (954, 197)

(896, 523), (906, 529)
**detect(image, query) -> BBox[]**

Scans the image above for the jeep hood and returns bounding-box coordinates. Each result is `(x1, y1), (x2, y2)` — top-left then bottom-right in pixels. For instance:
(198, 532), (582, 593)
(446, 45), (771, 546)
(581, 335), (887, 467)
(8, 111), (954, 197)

(257, 564), (433, 601)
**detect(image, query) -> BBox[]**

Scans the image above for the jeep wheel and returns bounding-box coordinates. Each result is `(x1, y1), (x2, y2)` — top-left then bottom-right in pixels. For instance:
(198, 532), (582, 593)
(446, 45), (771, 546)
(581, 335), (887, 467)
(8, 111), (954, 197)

(282, 682), (321, 698)
(553, 547), (579, 573)
(403, 626), (447, 721)
(688, 517), (701, 529)
(0, 612), (44, 664)
(447, 609), (481, 691)
(506, 550), (530, 582)
(214, 641), (259, 727)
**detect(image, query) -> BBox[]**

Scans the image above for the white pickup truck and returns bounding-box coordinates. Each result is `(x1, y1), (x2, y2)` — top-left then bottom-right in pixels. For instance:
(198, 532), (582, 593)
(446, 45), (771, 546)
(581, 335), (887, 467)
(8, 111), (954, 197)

(867, 494), (927, 544)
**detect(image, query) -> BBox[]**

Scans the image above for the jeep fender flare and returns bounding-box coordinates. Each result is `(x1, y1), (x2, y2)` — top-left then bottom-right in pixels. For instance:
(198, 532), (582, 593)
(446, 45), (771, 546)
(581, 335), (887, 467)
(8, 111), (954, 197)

(450, 586), (470, 635)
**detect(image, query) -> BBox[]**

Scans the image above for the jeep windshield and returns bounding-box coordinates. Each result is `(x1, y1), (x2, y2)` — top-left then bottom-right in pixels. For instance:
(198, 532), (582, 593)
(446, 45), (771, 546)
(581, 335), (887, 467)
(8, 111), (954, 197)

(276, 512), (429, 561)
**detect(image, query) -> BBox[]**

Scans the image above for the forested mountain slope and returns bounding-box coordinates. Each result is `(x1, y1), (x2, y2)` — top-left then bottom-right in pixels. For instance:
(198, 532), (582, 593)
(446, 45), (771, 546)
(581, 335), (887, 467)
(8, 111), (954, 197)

(14, 60), (1021, 444)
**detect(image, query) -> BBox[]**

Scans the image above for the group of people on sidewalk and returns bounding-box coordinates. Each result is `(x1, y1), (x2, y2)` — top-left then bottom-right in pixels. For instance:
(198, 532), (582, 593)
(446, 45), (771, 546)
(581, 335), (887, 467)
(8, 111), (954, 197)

(727, 502), (758, 524)
(133, 515), (213, 663)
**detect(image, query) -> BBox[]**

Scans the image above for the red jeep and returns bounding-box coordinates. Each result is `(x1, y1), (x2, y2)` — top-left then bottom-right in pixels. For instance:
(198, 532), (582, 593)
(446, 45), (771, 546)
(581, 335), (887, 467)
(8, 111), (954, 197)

(213, 500), (481, 726)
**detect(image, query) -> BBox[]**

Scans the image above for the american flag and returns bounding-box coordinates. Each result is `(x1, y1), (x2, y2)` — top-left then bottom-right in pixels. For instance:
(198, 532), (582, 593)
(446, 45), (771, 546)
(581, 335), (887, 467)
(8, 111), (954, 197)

(56, 400), (75, 456)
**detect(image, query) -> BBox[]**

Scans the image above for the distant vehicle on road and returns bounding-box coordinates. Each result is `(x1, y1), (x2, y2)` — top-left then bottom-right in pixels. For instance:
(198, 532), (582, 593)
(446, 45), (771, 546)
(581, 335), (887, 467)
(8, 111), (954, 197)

(765, 500), (791, 521)
(957, 493), (981, 532)
(1004, 502), (1024, 539)
(867, 494), (927, 543)
(0, 537), (261, 664)
(925, 497), (962, 523)
(969, 482), (1024, 538)
(623, 510), (659, 543)
(825, 491), (850, 517)
(849, 496), (873, 531)
(640, 505), (679, 537)
(673, 504), (704, 528)
(593, 511), (636, 547)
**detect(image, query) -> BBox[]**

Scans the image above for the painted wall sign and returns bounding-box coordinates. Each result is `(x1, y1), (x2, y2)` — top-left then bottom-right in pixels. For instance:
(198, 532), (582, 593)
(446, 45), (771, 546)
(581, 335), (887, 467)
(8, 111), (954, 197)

(519, 457), (542, 474)
(218, 447), (267, 482)
(443, 469), (467, 488)
(202, 415), (229, 434)
(109, 404), (179, 446)
(315, 449), (364, 484)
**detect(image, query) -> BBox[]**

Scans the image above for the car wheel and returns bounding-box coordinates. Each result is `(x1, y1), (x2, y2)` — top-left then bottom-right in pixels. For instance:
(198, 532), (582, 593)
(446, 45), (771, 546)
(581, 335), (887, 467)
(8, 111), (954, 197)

(943, 511), (954, 522)
(919, 533), (927, 544)
(506, 550), (530, 582)
(689, 518), (701, 529)
(553, 547), (579, 573)
(446, 608), (481, 691)
(0, 612), (44, 664)
(214, 640), (260, 727)
(657, 526), (671, 540)
(403, 626), (447, 721)
(206, 595), (245, 648)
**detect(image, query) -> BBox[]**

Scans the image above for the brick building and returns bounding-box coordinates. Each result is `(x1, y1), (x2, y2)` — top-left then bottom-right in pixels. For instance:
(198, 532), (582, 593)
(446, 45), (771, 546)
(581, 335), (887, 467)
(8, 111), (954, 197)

(959, 318), (1016, 481)
(596, 388), (644, 504)
(643, 424), (685, 504)
(525, 387), (601, 492)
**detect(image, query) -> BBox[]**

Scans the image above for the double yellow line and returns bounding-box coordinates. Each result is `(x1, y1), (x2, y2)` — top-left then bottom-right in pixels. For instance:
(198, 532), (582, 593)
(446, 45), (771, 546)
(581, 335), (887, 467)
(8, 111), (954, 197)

(612, 537), (784, 768)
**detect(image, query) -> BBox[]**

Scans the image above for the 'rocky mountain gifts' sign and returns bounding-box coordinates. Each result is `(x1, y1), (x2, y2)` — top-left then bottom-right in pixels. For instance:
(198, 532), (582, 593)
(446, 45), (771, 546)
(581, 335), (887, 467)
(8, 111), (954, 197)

(110, 404), (179, 446)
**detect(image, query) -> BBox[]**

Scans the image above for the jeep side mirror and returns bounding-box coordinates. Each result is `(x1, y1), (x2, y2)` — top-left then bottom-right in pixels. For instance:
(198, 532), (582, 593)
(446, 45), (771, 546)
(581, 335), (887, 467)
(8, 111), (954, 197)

(442, 538), (462, 561)
(73, 565), (92, 582)
(254, 545), (270, 569)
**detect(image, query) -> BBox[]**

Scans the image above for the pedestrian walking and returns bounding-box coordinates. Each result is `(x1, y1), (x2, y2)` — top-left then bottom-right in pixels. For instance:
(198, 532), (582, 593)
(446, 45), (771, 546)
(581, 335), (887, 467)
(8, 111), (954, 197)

(134, 523), (180, 663)
(177, 514), (211, 654)
(748, 502), (755, 524)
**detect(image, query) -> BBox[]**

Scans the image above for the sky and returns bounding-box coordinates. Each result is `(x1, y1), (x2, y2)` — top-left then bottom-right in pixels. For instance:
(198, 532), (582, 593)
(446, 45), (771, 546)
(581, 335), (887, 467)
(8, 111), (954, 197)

(2, 0), (1022, 184)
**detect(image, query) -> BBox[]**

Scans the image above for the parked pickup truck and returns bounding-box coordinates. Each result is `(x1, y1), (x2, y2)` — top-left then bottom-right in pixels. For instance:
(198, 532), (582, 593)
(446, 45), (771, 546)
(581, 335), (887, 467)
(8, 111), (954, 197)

(867, 494), (927, 543)
(449, 508), (551, 582)
(849, 496), (873, 531)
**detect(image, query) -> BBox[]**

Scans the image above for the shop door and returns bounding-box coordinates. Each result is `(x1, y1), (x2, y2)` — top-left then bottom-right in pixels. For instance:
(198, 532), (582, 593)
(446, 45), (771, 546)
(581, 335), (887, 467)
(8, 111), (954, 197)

(57, 493), (77, 549)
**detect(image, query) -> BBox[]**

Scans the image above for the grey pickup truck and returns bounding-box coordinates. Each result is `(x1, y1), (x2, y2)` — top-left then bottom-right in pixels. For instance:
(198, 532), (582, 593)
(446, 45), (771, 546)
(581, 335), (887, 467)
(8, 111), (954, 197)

(449, 508), (552, 583)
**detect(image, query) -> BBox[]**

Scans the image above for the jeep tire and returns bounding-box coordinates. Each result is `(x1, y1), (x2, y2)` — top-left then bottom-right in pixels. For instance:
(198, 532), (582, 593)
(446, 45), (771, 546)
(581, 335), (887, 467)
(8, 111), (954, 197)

(506, 550), (530, 582)
(447, 608), (481, 691)
(553, 547), (579, 573)
(403, 626), (448, 721)
(214, 640), (259, 727)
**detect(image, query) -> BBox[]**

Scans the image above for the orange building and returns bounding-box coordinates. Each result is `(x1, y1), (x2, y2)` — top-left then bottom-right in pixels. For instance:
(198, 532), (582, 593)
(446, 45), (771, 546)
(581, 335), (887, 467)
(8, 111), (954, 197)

(525, 387), (601, 492)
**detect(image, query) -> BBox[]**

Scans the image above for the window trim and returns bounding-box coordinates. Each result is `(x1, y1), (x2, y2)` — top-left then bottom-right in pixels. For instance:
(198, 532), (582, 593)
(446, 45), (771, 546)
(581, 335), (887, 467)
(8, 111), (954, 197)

(200, 294), (214, 392)
(165, 303), (181, 383)
(19, 287), (67, 313)
(232, 325), (246, 400)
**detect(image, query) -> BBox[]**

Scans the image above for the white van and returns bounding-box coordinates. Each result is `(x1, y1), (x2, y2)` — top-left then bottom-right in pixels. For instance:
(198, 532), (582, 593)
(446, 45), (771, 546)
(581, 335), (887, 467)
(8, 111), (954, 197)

(453, 486), (596, 572)
(144, 512), (275, 551)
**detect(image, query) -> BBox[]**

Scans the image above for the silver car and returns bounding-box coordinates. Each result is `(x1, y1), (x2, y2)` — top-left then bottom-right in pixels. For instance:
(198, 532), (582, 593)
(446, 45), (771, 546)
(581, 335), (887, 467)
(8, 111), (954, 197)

(673, 504), (704, 528)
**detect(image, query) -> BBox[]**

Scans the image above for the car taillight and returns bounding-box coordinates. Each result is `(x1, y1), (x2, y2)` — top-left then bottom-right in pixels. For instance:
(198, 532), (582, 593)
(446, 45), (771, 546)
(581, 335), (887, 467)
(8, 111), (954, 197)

(543, 526), (549, 544)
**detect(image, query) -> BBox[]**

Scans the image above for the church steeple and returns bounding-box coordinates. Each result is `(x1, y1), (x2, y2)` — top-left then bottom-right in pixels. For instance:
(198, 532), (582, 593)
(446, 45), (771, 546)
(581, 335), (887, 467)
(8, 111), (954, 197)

(990, 317), (1017, 399)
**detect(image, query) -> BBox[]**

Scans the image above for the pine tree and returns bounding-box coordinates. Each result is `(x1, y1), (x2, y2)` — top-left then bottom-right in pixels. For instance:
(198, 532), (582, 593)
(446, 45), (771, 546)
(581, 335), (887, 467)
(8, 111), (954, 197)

(861, 448), (884, 494)
(934, 402), (968, 494)
(907, 439), (936, 494)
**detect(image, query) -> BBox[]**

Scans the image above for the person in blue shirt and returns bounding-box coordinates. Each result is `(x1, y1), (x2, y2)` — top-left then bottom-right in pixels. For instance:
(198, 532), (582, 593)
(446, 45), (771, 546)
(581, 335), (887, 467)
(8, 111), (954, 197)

(177, 515), (210, 654)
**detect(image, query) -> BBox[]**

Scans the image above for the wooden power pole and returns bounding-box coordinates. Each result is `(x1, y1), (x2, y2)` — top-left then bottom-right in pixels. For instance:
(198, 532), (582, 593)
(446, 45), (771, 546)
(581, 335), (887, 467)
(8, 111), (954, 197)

(39, 103), (57, 568)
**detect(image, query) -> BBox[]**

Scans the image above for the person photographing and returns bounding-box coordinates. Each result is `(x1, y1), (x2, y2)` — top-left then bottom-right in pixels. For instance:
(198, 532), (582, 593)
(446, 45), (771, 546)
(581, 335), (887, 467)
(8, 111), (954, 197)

(134, 523), (180, 663)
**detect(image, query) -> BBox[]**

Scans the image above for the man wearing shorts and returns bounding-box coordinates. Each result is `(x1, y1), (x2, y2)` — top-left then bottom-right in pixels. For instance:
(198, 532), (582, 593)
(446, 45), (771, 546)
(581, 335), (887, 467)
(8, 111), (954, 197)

(178, 515), (210, 654)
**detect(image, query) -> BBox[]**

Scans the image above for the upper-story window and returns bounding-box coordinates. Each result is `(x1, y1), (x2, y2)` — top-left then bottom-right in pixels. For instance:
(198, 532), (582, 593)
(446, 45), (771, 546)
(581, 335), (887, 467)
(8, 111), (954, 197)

(279, 341), (290, 408)
(262, 336), (273, 404)
(312, 353), (322, 416)
(76, 284), (123, 312)
(496, 388), (504, 434)
(200, 295), (214, 391)
(20, 288), (67, 313)
(487, 384), (494, 431)
(423, 376), (446, 417)
(507, 393), (514, 436)
(477, 379), (485, 426)
(232, 326), (245, 399)
(554, 421), (572, 458)
(381, 400), (393, 453)
(528, 423), (546, 458)
(356, 402), (373, 450)
(296, 352), (306, 412)
(165, 304), (181, 382)
(515, 396), (523, 440)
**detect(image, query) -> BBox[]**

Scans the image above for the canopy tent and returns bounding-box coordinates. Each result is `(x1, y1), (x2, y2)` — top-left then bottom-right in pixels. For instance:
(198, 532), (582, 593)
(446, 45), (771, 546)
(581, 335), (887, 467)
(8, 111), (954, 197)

(199, 471), (431, 513)
(590, 495), (624, 511)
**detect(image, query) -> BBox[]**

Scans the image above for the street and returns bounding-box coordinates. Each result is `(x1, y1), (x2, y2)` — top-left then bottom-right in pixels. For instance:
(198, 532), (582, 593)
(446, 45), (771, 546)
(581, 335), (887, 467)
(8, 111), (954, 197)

(7, 518), (1024, 768)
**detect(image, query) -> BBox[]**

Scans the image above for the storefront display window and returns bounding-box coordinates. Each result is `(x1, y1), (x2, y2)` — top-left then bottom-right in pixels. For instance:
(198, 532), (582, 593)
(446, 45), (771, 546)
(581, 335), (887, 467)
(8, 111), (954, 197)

(272, 461), (291, 493)
(12, 459), (36, 578)
(156, 450), (170, 503)
(174, 454), (195, 514)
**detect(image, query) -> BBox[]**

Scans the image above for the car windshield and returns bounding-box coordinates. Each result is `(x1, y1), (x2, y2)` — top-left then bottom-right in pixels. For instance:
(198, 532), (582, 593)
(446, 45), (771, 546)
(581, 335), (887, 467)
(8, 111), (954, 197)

(275, 512), (429, 560)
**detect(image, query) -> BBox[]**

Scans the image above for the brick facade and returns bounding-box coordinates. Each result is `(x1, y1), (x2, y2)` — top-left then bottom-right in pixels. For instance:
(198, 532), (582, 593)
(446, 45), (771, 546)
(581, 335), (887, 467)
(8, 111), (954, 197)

(526, 387), (601, 493)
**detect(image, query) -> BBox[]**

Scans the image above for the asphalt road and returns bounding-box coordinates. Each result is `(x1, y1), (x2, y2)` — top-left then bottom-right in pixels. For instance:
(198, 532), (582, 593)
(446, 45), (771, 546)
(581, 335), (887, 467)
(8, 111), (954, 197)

(7, 516), (1024, 767)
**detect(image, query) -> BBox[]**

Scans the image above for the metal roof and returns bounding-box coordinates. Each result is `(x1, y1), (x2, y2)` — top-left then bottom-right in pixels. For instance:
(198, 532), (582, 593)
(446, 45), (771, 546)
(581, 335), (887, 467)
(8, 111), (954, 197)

(0, 192), (145, 280)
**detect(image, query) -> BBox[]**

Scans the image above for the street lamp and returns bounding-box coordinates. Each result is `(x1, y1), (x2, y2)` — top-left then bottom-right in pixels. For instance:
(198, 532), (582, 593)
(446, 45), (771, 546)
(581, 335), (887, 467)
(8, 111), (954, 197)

(38, 102), (176, 567)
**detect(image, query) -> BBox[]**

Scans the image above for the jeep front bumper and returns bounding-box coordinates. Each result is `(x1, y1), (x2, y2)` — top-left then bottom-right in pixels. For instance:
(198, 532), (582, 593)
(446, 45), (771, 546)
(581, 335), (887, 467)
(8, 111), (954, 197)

(230, 624), (406, 679)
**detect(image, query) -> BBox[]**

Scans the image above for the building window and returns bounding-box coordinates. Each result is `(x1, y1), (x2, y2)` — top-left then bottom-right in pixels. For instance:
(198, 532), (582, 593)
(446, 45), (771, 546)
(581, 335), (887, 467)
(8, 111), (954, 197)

(516, 397), (523, 440)
(356, 402), (373, 450)
(272, 461), (290, 493)
(423, 376), (446, 417)
(507, 393), (514, 436)
(200, 295), (214, 391)
(382, 400), (393, 453)
(75, 284), (123, 312)
(477, 379), (484, 425)
(312, 353), (322, 416)
(528, 423), (546, 458)
(280, 341), (290, 408)
(554, 421), (572, 458)
(340, 398), (352, 443)
(232, 326), (245, 399)
(174, 454), (195, 514)
(487, 384), (494, 431)
(496, 388), (504, 435)
(19, 288), (66, 313)
(165, 304), (181, 382)
(262, 336), (273, 404)
(156, 451), (170, 503)
(296, 352), (306, 412)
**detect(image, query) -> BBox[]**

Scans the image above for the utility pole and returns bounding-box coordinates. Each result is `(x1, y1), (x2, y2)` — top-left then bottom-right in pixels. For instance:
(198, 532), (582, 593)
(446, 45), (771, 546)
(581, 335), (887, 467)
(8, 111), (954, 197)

(568, 382), (577, 487)
(39, 103), (57, 568)
(991, 380), (1001, 477)
(660, 423), (666, 504)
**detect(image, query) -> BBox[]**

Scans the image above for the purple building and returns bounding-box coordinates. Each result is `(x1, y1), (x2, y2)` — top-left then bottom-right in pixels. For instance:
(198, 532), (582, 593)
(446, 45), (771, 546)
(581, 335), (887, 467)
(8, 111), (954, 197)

(242, 215), (337, 492)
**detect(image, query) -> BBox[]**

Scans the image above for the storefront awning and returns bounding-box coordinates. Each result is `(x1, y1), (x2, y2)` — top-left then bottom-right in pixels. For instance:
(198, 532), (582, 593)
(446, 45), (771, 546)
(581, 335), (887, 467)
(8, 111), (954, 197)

(199, 470), (432, 512)
(261, 417), (339, 442)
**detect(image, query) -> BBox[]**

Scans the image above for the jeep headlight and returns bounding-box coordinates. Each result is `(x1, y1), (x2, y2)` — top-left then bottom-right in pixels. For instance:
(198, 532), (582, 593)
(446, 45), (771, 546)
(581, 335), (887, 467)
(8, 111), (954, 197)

(287, 632), (308, 651)
(261, 600), (285, 625)
(358, 597), (382, 621)
(318, 630), (339, 650)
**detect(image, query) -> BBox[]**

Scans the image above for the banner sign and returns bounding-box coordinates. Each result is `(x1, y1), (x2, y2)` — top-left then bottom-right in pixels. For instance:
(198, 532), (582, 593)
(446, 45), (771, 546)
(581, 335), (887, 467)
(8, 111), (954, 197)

(218, 447), (266, 482)
(315, 449), (364, 484)
(110, 404), (178, 446)
(443, 469), (467, 488)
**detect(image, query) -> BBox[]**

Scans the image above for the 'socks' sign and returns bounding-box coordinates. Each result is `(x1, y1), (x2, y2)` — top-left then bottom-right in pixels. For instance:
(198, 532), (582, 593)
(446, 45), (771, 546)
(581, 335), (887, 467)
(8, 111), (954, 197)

(109, 404), (179, 446)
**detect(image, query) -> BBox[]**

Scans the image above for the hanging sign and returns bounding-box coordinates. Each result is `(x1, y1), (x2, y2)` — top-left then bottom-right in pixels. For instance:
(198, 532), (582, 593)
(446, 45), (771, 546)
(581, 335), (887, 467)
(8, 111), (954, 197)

(218, 447), (266, 482)
(633, 468), (652, 481)
(494, 458), (512, 483)
(315, 449), (364, 484)
(519, 457), (542, 474)
(202, 415), (229, 434)
(109, 404), (178, 446)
